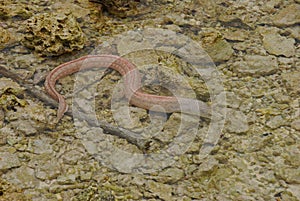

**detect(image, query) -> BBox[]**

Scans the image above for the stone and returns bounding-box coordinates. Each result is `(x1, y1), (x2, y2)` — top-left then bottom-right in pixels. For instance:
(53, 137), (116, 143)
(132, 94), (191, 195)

(0, 27), (14, 50)
(291, 119), (300, 131)
(0, 152), (21, 172)
(272, 4), (300, 27)
(275, 166), (300, 184)
(147, 180), (173, 200)
(262, 33), (295, 57)
(281, 71), (300, 95)
(0, 2), (34, 19)
(22, 12), (85, 56)
(223, 29), (249, 42)
(90, 0), (140, 17)
(233, 55), (278, 77)
(287, 26), (300, 41)
(2, 166), (40, 189)
(226, 109), (249, 134)
(60, 149), (85, 165)
(201, 29), (234, 63)
(28, 154), (61, 180)
(266, 115), (285, 129)
(197, 157), (219, 173)
(158, 167), (185, 183)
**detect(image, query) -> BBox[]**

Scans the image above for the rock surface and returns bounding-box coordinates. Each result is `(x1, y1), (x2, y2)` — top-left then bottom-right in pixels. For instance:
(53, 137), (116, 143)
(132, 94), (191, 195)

(233, 55), (278, 76)
(22, 13), (86, 56)
(0, 0), (299, 200)
(271, 4), (300, 27)
(262, 32), (295, 57)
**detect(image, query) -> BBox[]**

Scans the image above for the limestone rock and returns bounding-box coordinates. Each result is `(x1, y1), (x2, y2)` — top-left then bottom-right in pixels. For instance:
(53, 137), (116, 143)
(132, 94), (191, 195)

(272, 4), (300, 27)
(0, 152), (21, 172)
(226, 109), (249, 134)
(233, 55), (278, 77)
(201, 29), (234, 63)
(291, 119), (300, 131)
(266, 115), (285, 129)
(22, 12), (85, 56)
(262, 33), (295, 57)
(282, 71), (300, 95)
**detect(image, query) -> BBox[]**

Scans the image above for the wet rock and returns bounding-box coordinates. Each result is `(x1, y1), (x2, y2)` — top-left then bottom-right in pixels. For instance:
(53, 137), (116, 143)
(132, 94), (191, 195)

(0, 152), (21, 172)
(233, 55), (278, 77)
(226, 109), (249, 134)
(22, 12), (85, 56)
(272, 4), (300, 27)
(281, 71), (300, 95)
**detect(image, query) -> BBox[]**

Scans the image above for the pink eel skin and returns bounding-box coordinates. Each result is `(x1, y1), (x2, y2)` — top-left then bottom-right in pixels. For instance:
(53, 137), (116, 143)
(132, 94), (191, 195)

(45, 55), (211, 121)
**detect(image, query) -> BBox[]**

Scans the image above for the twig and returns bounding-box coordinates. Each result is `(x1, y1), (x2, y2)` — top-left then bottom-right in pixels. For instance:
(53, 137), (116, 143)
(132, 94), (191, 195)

(0, 65), (151, 149)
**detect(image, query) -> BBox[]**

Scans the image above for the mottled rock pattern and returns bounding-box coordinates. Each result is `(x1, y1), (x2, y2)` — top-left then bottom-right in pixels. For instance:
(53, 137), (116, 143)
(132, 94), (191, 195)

(262, 32), (295, 57)
(271, 4), (300, 27)
(0, 152), (20, 172)
(282, 71), (300, 95)
(2, 166), (40, 189)
(233, 55), (278, 76)
(266, 115), (285, 129)
(146, 180), (173, 200)
(0, 27), (13, 50)
(291, 119), (300, 131)
(89, 0), (147, 18)
(226, 109), (249, 133)
(22, 13), (85, 56)
(201, 29), (234, 63)
(0, 1), (35, 19)
(0, 0), (299, 200)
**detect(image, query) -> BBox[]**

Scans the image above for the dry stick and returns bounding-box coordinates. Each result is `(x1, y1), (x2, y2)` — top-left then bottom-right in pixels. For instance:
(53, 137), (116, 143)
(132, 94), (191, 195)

(0, 65), (151, 149)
